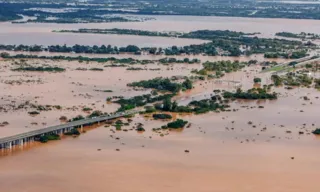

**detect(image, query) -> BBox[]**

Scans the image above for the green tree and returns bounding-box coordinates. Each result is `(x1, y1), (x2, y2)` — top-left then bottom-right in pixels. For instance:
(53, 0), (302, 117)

(163, 98), (172, 111)
(253, 77), (262, 83)
(182, 78), (193, 89)
(172, 101), (178, 111)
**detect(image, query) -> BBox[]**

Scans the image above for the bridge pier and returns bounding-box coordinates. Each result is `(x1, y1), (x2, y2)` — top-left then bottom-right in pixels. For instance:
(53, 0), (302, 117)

(6, 142), (12, 149)
(0, 110), (137, 150)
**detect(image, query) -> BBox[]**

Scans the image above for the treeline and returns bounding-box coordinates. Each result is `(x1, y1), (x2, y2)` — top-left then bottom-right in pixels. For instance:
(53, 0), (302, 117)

(0, 30), (309, 57)
(0, 53), (201, 65)
(192, 60), (251, 78)
(57, 28), (182, 37)
(57, 29), (258, 39)
(223, 88), (277, 100)
(264, 50), (308, 59)
(271, 72), (314, 87)
(12, 66), (65, 72)
(276, 32), (320, 40)
(128, 77), (193, 93)
(115, 94), (175, 111)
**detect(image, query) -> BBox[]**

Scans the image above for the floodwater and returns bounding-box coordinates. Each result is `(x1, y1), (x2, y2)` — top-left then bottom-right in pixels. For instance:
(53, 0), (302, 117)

(3, 50), (290, 63)
(0, 66), (320, 191)
(1, 16), (320, 191)
(0, 57), (320, 191)
(1, 16), (320, 46)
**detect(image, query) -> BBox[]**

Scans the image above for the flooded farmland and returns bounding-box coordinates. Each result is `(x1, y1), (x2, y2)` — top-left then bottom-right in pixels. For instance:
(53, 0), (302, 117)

(1, 16), (320, 46)
(0, 15), (320, 192)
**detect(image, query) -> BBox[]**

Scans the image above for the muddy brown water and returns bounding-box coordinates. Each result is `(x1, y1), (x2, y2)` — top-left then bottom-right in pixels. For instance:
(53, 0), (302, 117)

(2, 16), (320, 46)
(0, 55), (320, 191)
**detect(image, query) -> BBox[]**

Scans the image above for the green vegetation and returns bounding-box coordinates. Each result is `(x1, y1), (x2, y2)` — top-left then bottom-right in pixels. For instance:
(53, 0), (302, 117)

(64, 129), (81, 136)
(223, 88), (277, 100)
(12, 66), (65, 72)
(144, 106), (156, 113)
(264, 50), (308, 59)
(69, 115), (85, 122)
(193, 60), (250, 78)
(152, 113), (172, 120)
(57, 28), (181, 37)
(254, 77), (262, 83)
(128, 78), (193, 93)
(2, 1), (320, 22)
(28, 111), (40, 115)
(315, 79), (320, 90)
(89, 68), (104, 71)
(276, 32), (320, 40)
(57, 28), (258, 39)
(94, 89), (113, 93)
(115, 94), (175, 112)
(0, 53), (201, 65)
(155, 95), (229, 114)
(39, 134), (60, 143)
(0, 29), (310, 57)
(312, 128), (320, 135)
(166, 119), (188, 129)
(87, 110), (103, 118)
(271, 72), (314, 87)
(82, 107), (92, 112)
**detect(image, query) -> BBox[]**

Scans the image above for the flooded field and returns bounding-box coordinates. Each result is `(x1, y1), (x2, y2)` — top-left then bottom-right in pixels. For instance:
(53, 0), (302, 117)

(0, 15), (320, 192)
(0, 67), (319, 191)
(1, 16), (320, 46)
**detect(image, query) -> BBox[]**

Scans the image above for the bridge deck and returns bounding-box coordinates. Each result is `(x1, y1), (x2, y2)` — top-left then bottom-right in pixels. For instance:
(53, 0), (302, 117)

(0, 111), (137, 145)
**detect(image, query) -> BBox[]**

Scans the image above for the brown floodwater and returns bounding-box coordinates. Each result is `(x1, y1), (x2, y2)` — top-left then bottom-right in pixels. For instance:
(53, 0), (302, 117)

(0, 54), (320, 191)
(1, 15), (320, 46)
(0, 86), (319, 192)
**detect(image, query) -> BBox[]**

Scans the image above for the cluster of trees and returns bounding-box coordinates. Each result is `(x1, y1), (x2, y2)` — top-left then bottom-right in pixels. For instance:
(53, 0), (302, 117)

(115, 94), (175, 112)
(69, 115), (85, 122)
(58, 28), (181, 37)
(0, 53), (204, 66)
(264, 50), (308, 59)
(12, 66), (66, 72)
(39, 134), (60, 143)
(58, 29), (257, 39)
(165, 119), (188, 129)
(253, 77), (262, 83)
(152, 113), (173, 120)
(276, 32), (320, 40)
(272, 72), (314, 87)
(128, 78), (193, 93)
(0, 44), (141, 54)
(154, 95), (229, 114)
(158, 57), (200, 64)
(203, 60), (248, 73)
(312, 128), (320, 135)
(0, 30), (307, 57)
(192, 60), (250, 78)
(223, 88), (277, 100)
(64, 129), (81, 136)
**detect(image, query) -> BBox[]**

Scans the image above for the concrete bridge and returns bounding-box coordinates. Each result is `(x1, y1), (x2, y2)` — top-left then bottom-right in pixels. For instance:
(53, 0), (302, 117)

(0, 110), (138, 149)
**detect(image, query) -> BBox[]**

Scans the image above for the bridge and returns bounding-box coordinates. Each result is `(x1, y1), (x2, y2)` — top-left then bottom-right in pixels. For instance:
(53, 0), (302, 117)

(0, 110), (138, 149)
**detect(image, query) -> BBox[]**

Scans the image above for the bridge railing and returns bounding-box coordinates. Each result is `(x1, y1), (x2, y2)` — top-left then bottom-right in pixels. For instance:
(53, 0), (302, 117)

(0, 110), (138, 144)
